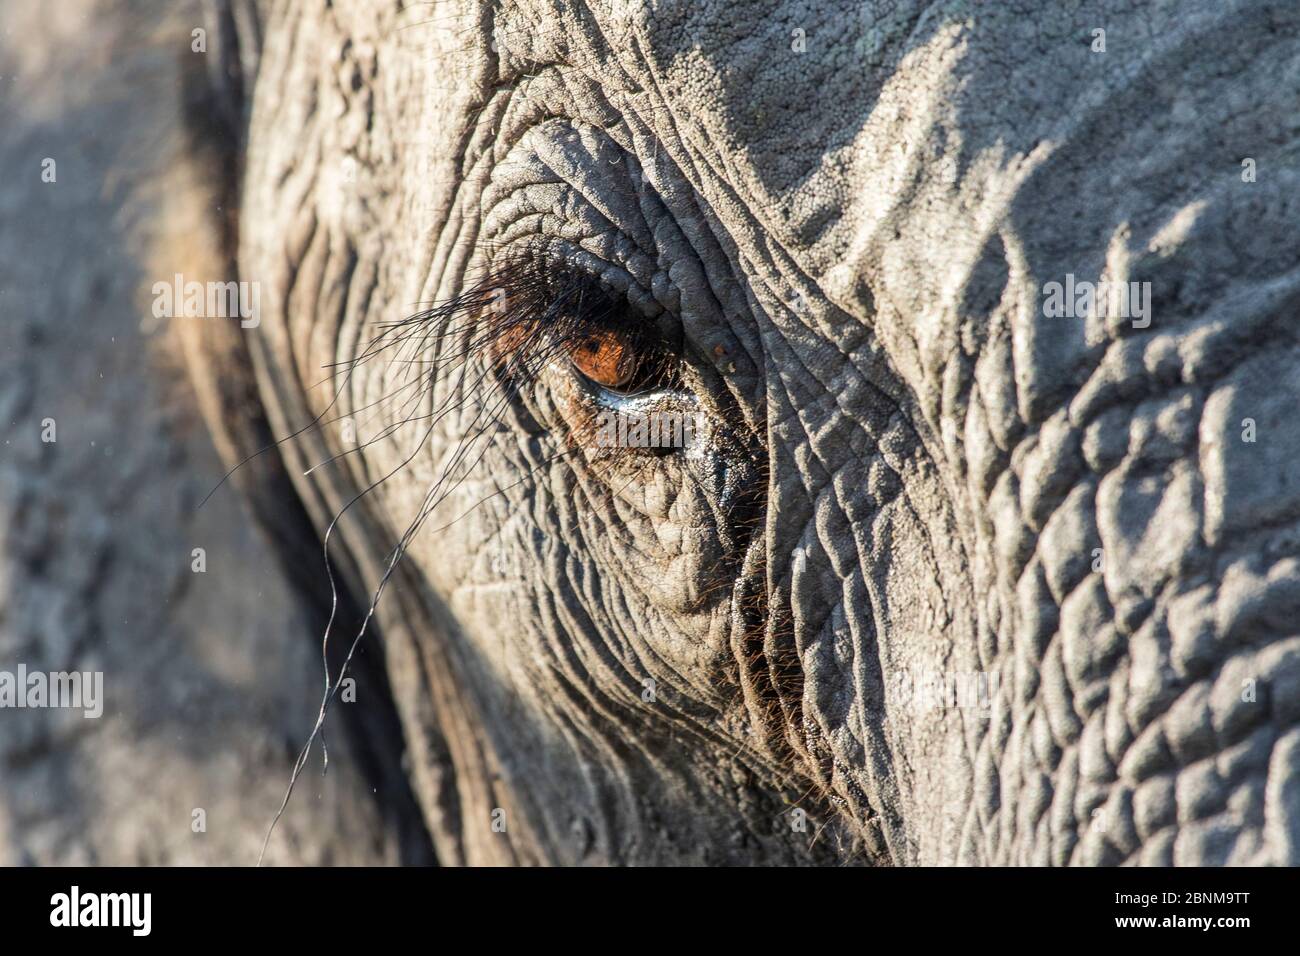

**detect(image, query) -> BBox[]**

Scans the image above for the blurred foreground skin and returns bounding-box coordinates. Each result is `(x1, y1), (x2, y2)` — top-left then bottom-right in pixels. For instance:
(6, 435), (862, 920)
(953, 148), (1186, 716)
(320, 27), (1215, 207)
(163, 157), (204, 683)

(0, 0), (429, 866)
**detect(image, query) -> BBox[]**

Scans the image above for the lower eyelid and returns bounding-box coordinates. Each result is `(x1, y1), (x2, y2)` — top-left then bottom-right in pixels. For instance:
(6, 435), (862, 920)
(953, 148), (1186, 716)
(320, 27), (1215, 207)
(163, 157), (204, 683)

(588, 385), (694, 414)
(581, 383), (709, 459)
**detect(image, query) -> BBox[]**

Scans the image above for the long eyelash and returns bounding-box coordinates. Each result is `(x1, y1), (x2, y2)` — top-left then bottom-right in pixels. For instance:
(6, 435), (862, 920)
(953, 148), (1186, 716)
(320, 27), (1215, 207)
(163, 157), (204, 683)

(260, 246), (647, 858)
(378, 249), (611, 385)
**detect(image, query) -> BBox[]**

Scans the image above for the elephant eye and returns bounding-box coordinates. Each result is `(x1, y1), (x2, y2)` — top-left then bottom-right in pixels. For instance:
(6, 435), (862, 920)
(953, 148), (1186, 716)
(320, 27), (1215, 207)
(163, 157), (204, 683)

(569, 330), (640, 391)
(563, 314), (680, 400)
(454, 249), (680, 401)
(566, 324), (676, 397)
(381, 247), (683, 420)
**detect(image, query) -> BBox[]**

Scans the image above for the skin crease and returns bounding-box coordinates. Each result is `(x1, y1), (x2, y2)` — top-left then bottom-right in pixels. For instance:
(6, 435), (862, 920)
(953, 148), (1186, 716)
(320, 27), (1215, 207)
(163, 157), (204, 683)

(188, 0), (1300, 865)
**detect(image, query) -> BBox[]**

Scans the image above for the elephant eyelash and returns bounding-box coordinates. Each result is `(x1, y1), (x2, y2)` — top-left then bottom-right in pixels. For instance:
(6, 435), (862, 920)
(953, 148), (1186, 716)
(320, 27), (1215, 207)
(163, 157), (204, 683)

(372, 249), (677, 399)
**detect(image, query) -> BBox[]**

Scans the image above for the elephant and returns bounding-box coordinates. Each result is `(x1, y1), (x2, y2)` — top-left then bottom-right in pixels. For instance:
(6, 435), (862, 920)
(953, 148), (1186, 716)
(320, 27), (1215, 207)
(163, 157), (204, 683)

(175, 0), (1300, 866)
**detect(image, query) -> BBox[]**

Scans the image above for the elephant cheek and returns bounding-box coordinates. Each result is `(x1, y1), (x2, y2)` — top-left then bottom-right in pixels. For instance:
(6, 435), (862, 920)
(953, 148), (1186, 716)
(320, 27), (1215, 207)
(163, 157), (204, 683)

(751, 313), (1300, 865)
(743, 363), (981, 865)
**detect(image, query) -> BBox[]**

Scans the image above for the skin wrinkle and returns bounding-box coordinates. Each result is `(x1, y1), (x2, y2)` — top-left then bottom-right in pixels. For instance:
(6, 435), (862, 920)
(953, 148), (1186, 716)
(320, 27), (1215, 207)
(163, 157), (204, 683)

(208, 0), (1300, 864)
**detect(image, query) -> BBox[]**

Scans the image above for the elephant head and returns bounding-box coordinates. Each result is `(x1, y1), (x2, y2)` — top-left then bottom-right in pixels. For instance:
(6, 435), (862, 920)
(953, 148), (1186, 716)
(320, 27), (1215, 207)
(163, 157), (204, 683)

(184, 0), (1300, 865)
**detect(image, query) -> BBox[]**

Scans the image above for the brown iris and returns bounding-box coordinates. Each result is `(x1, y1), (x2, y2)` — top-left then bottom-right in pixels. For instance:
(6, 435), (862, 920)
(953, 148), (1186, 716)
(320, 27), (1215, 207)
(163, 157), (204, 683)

(570, 330), (640, 390)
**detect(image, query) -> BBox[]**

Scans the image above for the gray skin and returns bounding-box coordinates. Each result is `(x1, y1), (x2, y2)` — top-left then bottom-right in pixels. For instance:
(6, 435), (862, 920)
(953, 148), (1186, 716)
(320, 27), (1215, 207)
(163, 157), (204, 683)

(185, 0), (1300, 865)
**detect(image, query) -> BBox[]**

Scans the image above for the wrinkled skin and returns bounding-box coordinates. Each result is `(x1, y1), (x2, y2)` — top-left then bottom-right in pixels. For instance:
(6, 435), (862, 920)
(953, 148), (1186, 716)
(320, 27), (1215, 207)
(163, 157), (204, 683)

(189, 0), (1300, 865)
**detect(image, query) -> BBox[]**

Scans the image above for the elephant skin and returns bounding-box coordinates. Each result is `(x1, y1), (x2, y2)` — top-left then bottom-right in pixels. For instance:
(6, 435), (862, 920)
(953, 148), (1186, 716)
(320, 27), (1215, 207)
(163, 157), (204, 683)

(181, 0), (1300, 866)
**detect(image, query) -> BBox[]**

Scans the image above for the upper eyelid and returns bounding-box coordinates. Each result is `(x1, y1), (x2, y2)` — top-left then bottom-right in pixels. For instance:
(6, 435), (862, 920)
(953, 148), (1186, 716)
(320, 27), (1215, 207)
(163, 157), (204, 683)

(480, 127), (670, 309)
(481, 119), (659, 258)
(488, 238), (667, 321)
